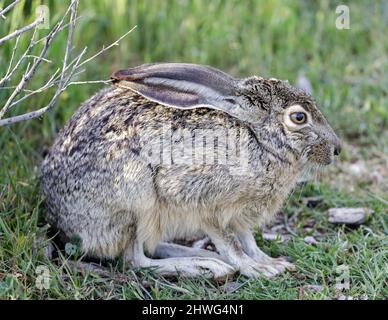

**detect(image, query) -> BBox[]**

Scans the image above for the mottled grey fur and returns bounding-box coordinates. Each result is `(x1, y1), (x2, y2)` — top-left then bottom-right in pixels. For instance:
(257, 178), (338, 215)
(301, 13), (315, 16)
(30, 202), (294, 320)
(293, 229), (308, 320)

(40, 63), (341, 279)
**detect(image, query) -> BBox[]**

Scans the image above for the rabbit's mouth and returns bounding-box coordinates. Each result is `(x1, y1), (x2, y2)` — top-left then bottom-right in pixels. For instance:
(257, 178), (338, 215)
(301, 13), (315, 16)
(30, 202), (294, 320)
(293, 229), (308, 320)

(306, 141), (335, 166)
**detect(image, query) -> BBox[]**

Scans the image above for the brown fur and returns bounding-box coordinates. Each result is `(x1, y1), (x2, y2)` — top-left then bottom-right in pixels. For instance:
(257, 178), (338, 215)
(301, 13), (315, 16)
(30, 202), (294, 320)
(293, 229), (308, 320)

(40, 64), (341, 278)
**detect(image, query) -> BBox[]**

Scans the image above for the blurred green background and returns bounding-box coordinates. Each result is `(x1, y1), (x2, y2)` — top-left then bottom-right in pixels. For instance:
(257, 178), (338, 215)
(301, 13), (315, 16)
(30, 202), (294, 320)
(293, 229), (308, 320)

(1, 0), (387, 141)
(0, 0), (387, 299)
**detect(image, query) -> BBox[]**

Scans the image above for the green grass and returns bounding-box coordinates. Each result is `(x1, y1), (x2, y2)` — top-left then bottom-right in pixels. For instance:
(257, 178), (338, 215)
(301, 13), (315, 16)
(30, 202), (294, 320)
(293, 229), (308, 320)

(0, 0), (387, 299)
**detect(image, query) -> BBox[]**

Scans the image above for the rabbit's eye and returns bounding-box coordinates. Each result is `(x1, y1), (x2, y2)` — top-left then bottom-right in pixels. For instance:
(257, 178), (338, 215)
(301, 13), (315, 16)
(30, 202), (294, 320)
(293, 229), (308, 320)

(290, 112), (307, 124)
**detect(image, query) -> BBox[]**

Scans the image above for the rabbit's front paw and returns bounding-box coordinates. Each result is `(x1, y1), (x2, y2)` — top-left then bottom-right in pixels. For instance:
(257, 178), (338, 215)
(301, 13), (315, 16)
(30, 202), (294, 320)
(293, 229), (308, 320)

(270, 257), (296, 272)
(239, 263), (280, 278)
(240, 259), (295, 278)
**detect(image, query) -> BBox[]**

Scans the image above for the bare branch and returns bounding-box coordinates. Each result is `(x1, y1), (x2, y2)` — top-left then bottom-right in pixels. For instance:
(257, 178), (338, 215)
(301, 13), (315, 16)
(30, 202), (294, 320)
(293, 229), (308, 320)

(24, 55), (52, 63)
(78, 25), (137, 69)
(0, 0), (136, 126)
(0, 28), (38, 87)
(0, 1), (77, 119)
(33, 15), (83, 46)
(0, 57), (85, 126)
(0, 17), (43, 46)
(0, 0), (21, 20)
(68, 79), (113, 86)
(7, 69), (61, 107)
(58, 0), (78, 92)
(0, 23), (62, 119)
(0, 35), (21, 86)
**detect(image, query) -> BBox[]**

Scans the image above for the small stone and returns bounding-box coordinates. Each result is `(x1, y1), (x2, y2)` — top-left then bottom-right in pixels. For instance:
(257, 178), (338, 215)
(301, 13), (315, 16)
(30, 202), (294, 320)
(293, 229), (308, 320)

(328, 207), (373, 225)
(304, 236), (318, 245)
(304, 284), (324, 292)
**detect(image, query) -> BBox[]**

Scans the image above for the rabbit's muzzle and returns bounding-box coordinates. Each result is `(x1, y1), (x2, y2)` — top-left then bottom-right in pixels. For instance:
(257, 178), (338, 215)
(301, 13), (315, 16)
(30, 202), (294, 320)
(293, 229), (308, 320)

(307, 137), (341, 165)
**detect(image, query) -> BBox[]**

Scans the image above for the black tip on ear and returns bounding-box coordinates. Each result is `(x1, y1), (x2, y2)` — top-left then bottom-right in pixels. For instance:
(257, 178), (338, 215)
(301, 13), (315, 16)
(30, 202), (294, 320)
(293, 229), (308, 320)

(110, 69), (132, 82)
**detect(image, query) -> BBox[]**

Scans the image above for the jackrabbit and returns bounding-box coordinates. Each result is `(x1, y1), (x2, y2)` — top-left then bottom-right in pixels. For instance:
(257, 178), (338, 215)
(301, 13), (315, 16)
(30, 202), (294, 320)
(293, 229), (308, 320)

(40, 63), (341, 279)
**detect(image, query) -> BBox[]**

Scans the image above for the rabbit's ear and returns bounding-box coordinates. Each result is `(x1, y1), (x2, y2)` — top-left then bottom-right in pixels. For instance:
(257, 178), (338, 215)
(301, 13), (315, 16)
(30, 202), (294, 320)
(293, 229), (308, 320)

(111, 63), (261, 123)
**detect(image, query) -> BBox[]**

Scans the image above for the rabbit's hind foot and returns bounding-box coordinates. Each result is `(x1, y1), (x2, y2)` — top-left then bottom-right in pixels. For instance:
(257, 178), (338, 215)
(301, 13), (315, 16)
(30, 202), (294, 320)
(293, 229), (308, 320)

(126, 239), (236, 281)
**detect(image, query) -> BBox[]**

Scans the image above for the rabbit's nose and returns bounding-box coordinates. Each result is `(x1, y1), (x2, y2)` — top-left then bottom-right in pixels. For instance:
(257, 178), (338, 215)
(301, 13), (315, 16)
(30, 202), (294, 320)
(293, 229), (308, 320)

(331, 135), (342, 156)
(334, 144), (342, 156)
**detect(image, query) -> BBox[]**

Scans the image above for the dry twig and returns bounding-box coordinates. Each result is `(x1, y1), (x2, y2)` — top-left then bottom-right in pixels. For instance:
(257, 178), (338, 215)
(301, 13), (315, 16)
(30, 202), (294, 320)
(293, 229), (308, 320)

(0, 0), (136, 126)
